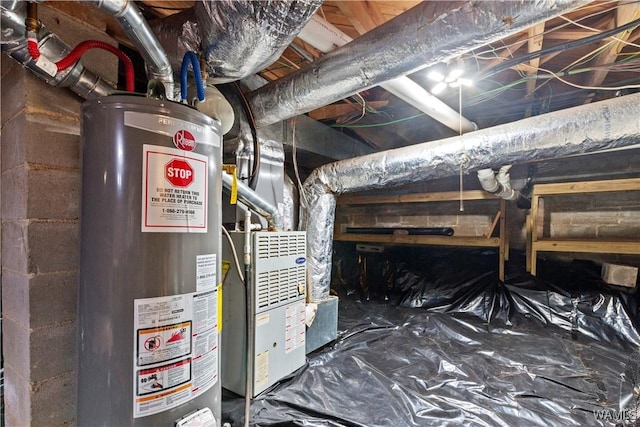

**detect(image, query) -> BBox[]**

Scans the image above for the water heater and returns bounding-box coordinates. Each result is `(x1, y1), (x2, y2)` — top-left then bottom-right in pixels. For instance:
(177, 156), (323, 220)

(78, 96), (222, 426)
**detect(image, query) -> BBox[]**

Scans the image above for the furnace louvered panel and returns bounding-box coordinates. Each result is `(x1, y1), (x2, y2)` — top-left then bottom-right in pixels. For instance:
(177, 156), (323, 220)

(256, 233), (306, 259)
(254, 232), (306, 312)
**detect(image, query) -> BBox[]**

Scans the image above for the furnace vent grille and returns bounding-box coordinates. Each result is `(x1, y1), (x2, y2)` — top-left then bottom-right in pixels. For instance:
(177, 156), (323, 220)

(257, 233), (306, 259)
(257, 266), (305, 309)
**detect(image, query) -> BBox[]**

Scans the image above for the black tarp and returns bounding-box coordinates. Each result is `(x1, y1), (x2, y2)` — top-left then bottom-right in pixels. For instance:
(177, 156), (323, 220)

(222, 249), (639, 426)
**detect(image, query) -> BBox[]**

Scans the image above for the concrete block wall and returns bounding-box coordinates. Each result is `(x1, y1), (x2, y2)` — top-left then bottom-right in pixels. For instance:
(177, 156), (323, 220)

(1, 5), (117, 426)
(544, 193), (640, 240)
(337, 199), (499, 237)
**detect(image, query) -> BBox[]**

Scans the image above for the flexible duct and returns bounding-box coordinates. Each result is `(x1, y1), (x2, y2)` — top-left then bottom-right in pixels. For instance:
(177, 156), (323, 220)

(302, 93), (640, 302)
(1, 1), (114, 98)
(222, 172), (283, 231)
(91, 0), (174, 95)
(297, 15), (476, 134)
(248, 0), (589, 127)
(152, 0), (321, 84)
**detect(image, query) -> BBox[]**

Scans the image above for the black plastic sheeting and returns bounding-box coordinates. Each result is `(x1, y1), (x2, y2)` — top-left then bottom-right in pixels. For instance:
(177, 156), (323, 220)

(222, 249), (640, 426)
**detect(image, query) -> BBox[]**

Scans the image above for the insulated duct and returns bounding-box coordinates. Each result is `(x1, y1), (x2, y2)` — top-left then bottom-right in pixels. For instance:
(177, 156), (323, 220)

(303, 93), (640, 302)
(297, 15), (476, 134)
(152, 0), (322, 83)
(0, 0), (114, 98)
(248, 0), (589, 127)
(91, 0), (174, 94)
(222, 172), (284, 231)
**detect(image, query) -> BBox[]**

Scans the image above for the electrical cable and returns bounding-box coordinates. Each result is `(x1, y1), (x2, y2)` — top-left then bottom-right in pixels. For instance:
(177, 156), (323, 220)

(331, 113), (423, 129)
(520, 62), (640, 91)
(479, 16), (640, 80)
(559, 14), (640, 49)
(221, 225), (245, 283)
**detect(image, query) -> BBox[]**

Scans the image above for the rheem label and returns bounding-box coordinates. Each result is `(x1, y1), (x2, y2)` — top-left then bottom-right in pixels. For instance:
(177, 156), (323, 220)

(142, 145), (208, 233)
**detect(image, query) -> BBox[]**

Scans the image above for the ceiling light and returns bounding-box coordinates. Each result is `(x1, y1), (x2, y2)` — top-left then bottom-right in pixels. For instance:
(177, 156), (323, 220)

(431, 81), (447, 95)
(427, 70), (445, 82)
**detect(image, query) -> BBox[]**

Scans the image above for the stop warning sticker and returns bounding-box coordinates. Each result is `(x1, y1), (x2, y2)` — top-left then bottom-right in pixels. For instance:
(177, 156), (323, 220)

(142, 144), (208, 233)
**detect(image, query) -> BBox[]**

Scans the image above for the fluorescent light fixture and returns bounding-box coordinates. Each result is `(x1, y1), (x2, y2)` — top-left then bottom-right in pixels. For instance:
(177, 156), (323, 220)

(448, 68), (464, 81)
(427, 70), (445, 82)
(431, 81), (447, 95)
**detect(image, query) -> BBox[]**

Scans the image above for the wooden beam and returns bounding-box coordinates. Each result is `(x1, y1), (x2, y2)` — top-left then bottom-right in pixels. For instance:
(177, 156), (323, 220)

(309, 101), (389, 121)
(526, 23), (546, 100)
(339, 190), (498, 205)
(532, 177), (640, 195)
(335, 0), (387, 35)
(333, 233), (502, 248)
(583, 1), (639, 91)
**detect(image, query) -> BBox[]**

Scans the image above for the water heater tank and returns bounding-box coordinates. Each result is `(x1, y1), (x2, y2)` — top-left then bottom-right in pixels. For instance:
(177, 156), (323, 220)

(78, 96), (222, 426)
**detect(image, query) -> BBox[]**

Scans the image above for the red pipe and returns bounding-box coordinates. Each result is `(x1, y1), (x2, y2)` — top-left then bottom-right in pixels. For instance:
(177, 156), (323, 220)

(26, 38), (135, 92)
(27, 38), (40, 60)
(55, 40), (135, 92)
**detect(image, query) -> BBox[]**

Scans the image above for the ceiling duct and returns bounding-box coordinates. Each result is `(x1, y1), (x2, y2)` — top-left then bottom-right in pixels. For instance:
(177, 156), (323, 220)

(303, 93), (640, 302)
(152, 0), (322, 83)
(247, 0), (589, 127)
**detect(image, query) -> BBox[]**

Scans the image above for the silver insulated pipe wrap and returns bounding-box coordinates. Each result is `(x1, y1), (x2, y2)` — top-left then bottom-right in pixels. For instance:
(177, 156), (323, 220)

(303, 93), (640, 302)
(248, 0), (588, 127)
(153, 0), (321, 83)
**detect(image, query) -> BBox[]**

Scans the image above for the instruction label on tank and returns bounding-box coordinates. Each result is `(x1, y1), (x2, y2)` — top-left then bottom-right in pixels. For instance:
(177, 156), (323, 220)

(196, 254), (216, 292)
(133, 290), (219, 418)
(284, 302), (306, 354)
(142, 144), (208, 233)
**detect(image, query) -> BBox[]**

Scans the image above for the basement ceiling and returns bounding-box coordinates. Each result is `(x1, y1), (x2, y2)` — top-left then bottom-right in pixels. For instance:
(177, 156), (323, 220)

(72, 1), (640, 153)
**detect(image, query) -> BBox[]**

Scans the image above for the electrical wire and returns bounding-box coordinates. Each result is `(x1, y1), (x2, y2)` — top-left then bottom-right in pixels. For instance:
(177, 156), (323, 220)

(331, 113), (423, 129)
(520, 62), (640, 91)
(222, 225), (245, 283)
(478, 15), (640, 80)
(559, 14), (640, 49)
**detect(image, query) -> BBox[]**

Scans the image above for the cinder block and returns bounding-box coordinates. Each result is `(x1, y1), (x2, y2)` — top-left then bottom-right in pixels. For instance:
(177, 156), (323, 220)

(31, 372), (77, 427)
(25, 113), (80, 169)
(550, 223), (597, 239)
(3, 365), (32, 427)
(29, 271), (78, 329)
(597, 225), (640, 239)
(568, 211), (617, 225)
(0, 62), (26, 127)
(25, 75), (82, 123)
(601, 262), (638, 288)
(27, 221), (79, 273)
(30, 321), (77, 381)
(27, 168), (81, 220)
(1, 268), (29, 326)
(2, 220), (29, 274)
(3, 318), (31, 385)
(427, 215), (459, 227)
(1, 165), (28, 220)
(618, 210), (640, 224)
(1, 111), (27, 172)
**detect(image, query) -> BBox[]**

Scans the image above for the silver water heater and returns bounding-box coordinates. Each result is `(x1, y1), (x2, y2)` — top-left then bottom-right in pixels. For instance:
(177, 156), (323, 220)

(78, 96), (222, 426)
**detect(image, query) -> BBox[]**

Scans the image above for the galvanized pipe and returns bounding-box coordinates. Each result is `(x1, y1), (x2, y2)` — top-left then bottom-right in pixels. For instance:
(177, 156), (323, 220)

(303, 93), (640, 301)
(91, 0), (174, 95)
(222, 172), (284, 231)
(248, 0), (589, 127)
(1, 1), (114, 98)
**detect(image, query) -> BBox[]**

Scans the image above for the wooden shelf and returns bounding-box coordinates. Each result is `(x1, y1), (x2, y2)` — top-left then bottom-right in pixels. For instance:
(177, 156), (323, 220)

(336, 190), (508, 281)
(528, 178), (640, 275)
